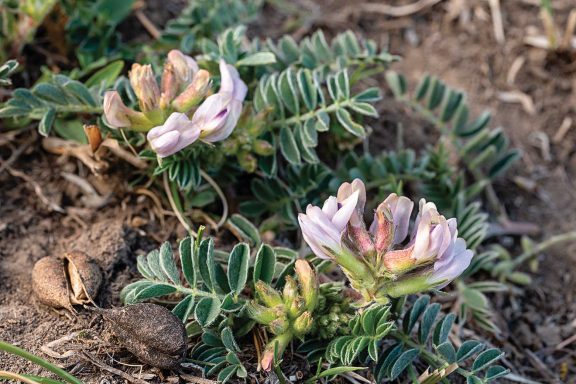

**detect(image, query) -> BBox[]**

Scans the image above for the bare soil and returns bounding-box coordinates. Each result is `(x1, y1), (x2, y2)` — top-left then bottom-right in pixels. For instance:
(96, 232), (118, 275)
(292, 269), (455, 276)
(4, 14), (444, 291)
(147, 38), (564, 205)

(1, 0), (576, 383)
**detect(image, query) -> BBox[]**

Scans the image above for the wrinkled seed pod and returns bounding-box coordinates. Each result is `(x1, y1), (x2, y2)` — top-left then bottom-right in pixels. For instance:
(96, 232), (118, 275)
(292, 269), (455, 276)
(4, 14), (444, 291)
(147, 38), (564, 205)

(99, 303), (187, 369)
(64, 251), (102, 304)
(32, 256), (72, 310)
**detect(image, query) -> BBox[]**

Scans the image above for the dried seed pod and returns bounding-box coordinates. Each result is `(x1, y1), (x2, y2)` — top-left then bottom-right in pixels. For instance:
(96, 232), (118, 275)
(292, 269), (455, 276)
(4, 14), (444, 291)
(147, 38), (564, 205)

(64, 251), (102, 305)
(32, 252), (103, 311)
(32, 256), (73, 311)
(98, 303), (187, 369)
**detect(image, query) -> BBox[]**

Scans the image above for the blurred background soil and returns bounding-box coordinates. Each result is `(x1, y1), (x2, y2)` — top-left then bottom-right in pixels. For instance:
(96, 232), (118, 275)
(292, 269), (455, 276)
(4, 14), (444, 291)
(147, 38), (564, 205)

(1, 0), (575, 382)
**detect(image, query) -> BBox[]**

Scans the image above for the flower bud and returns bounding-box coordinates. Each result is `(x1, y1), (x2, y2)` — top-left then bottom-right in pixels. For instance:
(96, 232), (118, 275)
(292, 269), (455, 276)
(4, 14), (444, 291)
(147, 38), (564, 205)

(287, 297), (305, 319)
(129, 64), (160, 112)
(294, 259), (318, 312)
(159, 62), (178, 110)
(282, 276), (298, 304)
(292, 311), (313, 337)
(237, 151), (257, 173)
(252, 139), (274, 156)
(260, 349), (275, 372)
(245, 302), (282, 325)
(269, 316), (289, 335)
(103, 91), (153, 131)
(255, 281), (283, 308)
(167, 50), (198, 85)
(373, 208), (394, 255)
(172, 70), (211, 113)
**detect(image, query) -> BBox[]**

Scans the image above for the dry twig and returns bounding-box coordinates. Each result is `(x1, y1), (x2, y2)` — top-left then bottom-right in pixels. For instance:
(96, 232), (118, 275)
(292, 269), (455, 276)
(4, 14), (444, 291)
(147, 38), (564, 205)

(6, 167), (65, 213)
(82, 351), (150, 384)
(360, 0), (443, 17)
(488, 0), (505, 43)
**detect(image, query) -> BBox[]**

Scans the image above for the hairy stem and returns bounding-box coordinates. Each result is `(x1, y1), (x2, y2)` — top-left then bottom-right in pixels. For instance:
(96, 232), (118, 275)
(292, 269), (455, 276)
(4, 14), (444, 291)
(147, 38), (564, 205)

(271, 100), (354, 127)
(199, 169), (228, 229)
(512, 230), (576, 268)
(163, 173), (197, 237)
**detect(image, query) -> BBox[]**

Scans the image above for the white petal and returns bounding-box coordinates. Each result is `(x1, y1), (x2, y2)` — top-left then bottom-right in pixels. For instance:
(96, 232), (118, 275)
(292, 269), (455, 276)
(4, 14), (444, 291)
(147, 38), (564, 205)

(306, 206), (342, 245)
(321, 196), (338, 219)
(332, 190), (359, 230)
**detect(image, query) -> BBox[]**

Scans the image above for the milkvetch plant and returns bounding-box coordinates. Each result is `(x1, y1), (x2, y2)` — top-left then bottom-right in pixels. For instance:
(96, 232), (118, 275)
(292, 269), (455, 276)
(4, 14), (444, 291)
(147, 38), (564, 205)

(0, 1), (548, 381)
(299, 178), (473, 304)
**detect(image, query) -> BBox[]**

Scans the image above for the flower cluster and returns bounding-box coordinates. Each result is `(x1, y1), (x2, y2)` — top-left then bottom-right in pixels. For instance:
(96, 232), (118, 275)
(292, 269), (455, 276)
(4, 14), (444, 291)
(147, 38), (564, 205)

(103, 50), (247, 158)
(298, 179), (473, 303)
(246, 260), (318, 371)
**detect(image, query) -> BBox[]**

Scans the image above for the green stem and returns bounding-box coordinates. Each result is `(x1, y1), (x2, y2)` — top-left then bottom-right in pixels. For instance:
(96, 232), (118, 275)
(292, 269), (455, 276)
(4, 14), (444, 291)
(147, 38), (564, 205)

(176, 286), (224, 299)
(271, 100), (354, 127)
(0, 340), (82, 384)
(31, 106), (103, 119)
(512, 230), (576, 268)
(163, 173), (197, 237)
(267, 332), (294, 364)
(199, 169), (228, 229)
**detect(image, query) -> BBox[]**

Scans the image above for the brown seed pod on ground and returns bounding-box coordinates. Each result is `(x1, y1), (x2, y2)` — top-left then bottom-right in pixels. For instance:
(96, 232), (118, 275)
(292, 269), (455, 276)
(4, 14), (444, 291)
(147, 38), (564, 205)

(64, 251), (102, 305)
(97, 303), (187, 369)
(32, 256), (73, 311)
(32, 252), (103, 311)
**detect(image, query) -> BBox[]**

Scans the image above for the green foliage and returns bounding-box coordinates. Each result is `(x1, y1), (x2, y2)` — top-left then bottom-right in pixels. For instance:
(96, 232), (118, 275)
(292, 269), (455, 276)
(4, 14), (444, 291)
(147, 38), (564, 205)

(240, 163), (331, 225)
(61, 0), (136, 68)
(120, 229), (296, 326)
(254, 67), (380, 164)
(189, 326), (247, 383)
(0, 59), (18, 86)
(0, 73), (103, 135)
(266, 29), (399, 74)
(326, 305), (394, 365)
(385, 71), (521, 181)
(373, 295), (509, 383)
(160, 0), (263, 52)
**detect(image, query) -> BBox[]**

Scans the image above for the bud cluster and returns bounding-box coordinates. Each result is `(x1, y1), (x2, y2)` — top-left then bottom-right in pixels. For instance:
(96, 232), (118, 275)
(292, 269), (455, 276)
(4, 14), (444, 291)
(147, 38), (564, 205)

(310, 283), (353, 339)
(246, 260), (319, 371)
(219, 108), (274, 172)
(103, 50), (247, 158)
(298, 179), (474, 304)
